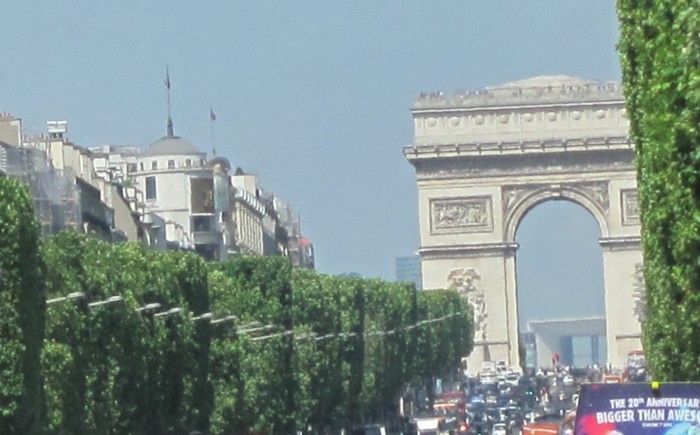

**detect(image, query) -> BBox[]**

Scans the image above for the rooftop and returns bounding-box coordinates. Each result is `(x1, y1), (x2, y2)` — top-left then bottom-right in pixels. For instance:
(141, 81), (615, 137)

(414, 75), (623, 111)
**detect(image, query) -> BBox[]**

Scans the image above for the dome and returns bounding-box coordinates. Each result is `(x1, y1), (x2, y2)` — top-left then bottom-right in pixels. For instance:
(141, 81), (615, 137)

(143, 135), (203, 156)
(207, 156), (231, 171)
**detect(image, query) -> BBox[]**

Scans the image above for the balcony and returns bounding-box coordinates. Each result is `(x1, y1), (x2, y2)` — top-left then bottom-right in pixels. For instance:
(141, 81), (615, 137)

(192, 230), (221, 245)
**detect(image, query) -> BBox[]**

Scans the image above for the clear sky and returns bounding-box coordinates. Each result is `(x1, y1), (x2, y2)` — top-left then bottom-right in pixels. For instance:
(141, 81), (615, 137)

(516, 201), (605, 328)
(2, 1), (620, 322)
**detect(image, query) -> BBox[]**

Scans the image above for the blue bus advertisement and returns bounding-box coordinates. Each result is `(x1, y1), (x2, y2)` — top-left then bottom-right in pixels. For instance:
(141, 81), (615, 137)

(575, 382), (700, 434)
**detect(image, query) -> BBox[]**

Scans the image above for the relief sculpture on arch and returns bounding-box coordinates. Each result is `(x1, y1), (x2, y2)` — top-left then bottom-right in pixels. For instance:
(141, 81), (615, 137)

(448, 267), (487, 341)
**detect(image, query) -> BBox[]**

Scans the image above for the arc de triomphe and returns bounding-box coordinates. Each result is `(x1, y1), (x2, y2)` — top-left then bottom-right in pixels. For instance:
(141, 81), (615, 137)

(403, 76), (643, 369)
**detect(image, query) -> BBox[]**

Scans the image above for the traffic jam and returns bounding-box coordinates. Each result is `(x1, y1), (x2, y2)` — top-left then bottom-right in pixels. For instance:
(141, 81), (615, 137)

(408, 352), (653, 435)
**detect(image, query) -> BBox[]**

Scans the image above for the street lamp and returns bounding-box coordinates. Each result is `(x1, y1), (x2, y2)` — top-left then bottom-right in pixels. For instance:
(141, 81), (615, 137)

(238, 324), (276, 335)
(88, 295), (124, 308)
(47, 291), (85, 305)
(294, 332), (318, 341)
(251, 330), (293, 342)
(238, 320), (262, 329)
(211, 314), (238, 325)
(154, 307), (183, 318)
(136, 302), (162, 312)
(192, 312), (213, 321)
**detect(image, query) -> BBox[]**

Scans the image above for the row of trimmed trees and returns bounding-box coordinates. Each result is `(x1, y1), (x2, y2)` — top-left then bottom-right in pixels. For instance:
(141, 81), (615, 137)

(0, 176), (473, 434)
(617, 1), (700, 381)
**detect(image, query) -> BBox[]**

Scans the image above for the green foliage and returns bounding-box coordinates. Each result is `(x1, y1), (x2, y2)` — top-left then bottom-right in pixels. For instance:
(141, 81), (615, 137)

(290, 269), (345, 432)
(362, 280), (417, 423)
(2, 218), (472, 434)
(0, 177), (45, 434)
(208, 257), (296, 434)
(289, 271), (473, 433)
(618, 0), (700, 380)
(413, 290), (473, 383)
(42, 233), (212, 434)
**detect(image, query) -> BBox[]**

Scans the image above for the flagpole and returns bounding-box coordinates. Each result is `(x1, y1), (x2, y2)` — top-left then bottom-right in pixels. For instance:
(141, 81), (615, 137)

(210, 107), (216, 158)
(165, 65), (173, 136)
(166, 66), (171, 119)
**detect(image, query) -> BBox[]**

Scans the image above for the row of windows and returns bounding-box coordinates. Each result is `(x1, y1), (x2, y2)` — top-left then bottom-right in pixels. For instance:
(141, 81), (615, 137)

(126, 158), (205, 173)
(238, 207), (262, 254)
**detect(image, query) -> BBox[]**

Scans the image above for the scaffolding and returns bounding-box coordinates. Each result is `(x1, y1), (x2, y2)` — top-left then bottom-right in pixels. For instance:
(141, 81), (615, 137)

(0, 143), (80, 235)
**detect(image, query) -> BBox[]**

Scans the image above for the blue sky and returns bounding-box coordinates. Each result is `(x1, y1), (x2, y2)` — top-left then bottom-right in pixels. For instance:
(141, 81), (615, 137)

(2, 1), (620, 323)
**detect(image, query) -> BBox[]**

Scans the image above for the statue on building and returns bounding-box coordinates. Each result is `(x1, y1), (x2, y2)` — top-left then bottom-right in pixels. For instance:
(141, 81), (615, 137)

(448, 267), (487, 341)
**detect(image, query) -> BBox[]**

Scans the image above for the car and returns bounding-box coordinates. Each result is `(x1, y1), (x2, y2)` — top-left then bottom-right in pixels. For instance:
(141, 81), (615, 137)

(491, 422), (507, 435)
(562, 374), (575, 387)
(505, 373), (520, 386)
(480, 373), (497, 384)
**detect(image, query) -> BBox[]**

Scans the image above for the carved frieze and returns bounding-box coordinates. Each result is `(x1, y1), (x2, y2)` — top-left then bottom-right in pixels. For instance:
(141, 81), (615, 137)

(413, 106), (629, 138)
(571, 181), (609, 214)
(502, 185), (542, 218)
(501, 181), (610, 218)
(621, 189), (640, 225)
(447, 268), (488, 340)
(430, 196), (493, 234)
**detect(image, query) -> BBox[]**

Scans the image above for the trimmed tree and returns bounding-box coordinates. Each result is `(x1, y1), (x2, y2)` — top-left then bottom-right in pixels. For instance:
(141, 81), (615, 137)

(618, 0), (700, 380)
(0, 177), (46, 434)
(208, 257), (296, 434)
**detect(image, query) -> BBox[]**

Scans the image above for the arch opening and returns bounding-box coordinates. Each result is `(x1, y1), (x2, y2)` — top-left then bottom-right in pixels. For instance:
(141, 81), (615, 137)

(515, 199), (606, 369)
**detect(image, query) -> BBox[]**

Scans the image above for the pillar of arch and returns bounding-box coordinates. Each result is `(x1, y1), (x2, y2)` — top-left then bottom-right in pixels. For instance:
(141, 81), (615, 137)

(404, 76), (644, 370)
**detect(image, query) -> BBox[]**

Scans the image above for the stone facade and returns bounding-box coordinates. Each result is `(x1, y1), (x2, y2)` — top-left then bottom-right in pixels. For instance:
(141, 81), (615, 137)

(404, 76), (643, 369)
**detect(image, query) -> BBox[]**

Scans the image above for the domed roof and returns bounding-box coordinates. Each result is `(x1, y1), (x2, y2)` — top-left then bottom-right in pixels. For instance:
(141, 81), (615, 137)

(143, 135), (203, 156)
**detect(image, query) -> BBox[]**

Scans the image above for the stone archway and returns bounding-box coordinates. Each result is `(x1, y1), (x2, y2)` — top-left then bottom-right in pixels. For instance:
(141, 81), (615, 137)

(404, 76), (643, 370)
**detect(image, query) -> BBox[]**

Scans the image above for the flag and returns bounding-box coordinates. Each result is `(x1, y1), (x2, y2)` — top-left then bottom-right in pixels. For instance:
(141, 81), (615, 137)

(164, 66), (171, 90)
(210, 108), (216, 121)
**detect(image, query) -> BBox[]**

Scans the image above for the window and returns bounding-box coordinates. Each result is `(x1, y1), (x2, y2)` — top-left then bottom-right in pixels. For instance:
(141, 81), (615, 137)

(145, 176), (157, 200)
(185, 159), (192, 167)
(168, 160), (175, 169)
(127, 163), (137, 173)
(139, 162), (144, 171)
(192, 215), (211, 232)
(151, 160), (158, 170)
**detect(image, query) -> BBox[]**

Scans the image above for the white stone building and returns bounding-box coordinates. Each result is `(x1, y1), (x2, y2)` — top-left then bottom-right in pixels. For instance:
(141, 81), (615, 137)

(91, 127), (305, 263)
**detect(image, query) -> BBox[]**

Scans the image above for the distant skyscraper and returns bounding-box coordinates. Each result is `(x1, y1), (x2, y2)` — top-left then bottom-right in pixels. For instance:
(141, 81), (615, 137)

(395, 254), (422, 290)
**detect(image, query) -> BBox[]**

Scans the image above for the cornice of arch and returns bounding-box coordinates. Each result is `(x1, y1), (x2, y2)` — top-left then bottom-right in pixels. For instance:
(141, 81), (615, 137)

(419, 242), (519, 260)
(599, 236), (641, 251)
(403, 136), (633, 162)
